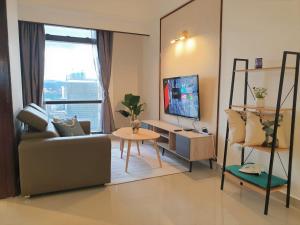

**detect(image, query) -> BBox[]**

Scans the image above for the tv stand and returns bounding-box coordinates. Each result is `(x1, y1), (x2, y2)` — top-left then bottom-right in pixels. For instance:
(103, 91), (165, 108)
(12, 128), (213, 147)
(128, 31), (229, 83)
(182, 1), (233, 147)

(141, 120), (215, 172)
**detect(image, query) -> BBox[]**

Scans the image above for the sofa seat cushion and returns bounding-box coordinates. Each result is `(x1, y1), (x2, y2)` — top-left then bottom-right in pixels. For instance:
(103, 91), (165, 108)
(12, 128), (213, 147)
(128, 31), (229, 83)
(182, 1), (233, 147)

(52, 117), (85, 137)
(17, 106), (49, 131)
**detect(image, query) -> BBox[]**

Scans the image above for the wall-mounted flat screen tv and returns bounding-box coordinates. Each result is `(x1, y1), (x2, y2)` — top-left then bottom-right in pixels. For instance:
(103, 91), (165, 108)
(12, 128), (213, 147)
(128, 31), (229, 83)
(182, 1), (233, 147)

(163, 75), (200, 119)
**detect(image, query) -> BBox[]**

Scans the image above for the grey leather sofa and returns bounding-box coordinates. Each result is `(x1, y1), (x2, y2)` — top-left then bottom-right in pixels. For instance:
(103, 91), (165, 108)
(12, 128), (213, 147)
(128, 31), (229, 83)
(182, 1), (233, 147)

(17, 103), (111, 197)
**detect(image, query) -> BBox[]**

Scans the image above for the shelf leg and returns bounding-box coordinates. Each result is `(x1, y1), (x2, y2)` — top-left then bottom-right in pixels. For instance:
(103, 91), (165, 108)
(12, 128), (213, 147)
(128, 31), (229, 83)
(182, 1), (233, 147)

(286, 52), (300, 208)
(265, 52), (287, 215)
(241, 147), (245, 165)
(221, 125), (230, 190)
(189, 162), (193, 172)
(264, 189), (271, 215)
(209, 159), (213, 169)
(221, 59), (238, 190)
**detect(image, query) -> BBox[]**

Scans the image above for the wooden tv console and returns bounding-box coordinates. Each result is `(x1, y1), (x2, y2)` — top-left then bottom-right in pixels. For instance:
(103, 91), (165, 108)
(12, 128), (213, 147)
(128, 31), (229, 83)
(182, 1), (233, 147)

(141, 120), (215, 172)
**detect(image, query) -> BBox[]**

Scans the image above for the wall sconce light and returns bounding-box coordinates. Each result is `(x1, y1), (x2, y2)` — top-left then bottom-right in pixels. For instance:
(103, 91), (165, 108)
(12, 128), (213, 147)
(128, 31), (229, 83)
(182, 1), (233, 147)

(170, 31), (189, 44)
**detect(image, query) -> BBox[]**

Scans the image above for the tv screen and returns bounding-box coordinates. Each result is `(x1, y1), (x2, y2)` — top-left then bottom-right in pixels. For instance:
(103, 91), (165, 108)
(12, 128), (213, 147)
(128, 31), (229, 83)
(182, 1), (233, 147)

(163, 75), (200, 119)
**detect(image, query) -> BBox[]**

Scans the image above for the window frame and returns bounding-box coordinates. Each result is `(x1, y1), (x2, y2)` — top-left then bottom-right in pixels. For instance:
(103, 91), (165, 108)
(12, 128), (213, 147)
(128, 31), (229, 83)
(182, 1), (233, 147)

(44, 26), (102, 133)
(45, 34), (96, 44)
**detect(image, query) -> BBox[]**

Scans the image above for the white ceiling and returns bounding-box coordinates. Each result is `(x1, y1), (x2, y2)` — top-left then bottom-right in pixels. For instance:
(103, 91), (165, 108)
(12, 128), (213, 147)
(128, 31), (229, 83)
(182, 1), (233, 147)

(18, 0), (189, 22)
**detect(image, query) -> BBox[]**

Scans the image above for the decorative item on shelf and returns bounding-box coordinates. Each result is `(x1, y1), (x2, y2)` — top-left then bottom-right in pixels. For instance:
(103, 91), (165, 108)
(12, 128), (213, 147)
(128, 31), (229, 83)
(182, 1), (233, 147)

(253, 87), (267, 107)
(170, 31), (189, 44)
(238, 163), (264, 176)
(255, 58), (263, 69)
(117, 93), (144, 134)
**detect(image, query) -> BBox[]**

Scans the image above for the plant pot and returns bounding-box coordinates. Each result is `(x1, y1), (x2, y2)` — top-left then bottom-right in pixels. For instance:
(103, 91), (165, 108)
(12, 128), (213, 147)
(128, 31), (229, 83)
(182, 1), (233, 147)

(130, 119), (141, 134)
(255, 98), (265, 108)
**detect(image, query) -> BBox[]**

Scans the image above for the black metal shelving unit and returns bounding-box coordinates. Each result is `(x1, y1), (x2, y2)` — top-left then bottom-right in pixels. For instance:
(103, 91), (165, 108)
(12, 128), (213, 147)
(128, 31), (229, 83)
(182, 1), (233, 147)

(220, 51), (300, 215)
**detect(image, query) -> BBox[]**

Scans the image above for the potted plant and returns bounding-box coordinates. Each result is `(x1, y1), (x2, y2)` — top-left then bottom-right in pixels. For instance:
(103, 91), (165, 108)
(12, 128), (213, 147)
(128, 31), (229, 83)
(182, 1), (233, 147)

(117, 94), (145, 134)
(253, 87), (267, 107)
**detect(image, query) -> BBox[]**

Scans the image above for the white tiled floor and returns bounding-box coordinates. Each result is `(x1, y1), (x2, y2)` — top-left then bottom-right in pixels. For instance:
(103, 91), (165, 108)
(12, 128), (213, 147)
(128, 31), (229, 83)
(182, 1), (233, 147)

(0, 156), (299, 225)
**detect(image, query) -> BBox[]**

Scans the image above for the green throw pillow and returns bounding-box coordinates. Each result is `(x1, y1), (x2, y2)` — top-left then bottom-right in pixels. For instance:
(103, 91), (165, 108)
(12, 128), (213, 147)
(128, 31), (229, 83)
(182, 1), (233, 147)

(52, 117), (85, 137)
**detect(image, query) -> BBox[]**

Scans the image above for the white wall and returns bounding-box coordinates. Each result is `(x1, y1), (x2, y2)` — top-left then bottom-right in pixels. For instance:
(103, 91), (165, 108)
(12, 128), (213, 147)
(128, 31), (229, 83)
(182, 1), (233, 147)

(160, 0), (221, 133)
(139, 19), (161, 121)
(218, 0), (300, 199)
(111, 33), (145, 128)
(6, 0), (23, 126)
(17, 0), (189, 35)
(17, 1), (149, 35)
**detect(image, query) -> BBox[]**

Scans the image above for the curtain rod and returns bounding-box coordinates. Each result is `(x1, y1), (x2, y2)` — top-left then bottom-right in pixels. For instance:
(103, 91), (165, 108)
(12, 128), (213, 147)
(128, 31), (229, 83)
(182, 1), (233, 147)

(19, 20), (150, 37)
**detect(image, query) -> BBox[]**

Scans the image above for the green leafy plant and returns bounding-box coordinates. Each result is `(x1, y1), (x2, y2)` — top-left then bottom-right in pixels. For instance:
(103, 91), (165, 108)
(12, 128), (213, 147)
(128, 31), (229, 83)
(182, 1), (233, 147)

(253, 87), (267, 99)
(117, 94), (144, 120)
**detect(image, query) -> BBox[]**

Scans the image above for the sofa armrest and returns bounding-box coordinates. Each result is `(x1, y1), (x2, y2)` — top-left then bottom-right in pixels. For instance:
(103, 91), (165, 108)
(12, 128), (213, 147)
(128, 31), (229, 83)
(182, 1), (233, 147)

(79, 121), (91, 134)
(19, 134), (111, 196)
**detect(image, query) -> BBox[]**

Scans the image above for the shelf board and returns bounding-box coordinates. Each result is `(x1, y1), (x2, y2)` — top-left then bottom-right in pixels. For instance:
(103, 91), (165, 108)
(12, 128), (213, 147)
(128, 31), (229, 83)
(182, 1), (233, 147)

(231, 105), (292, 112)
(158, 132), (169, 139)
(233, 142), (289, 153)
(235, 66), (295, 73)
(224, 171), (286, 195)
(157, 142), (174, 151)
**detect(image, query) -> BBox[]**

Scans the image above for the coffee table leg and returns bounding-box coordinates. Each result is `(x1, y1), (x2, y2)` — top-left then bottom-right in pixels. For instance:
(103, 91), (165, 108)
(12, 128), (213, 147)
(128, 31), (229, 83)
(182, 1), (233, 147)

(136, 141), (141, 156)
(125, 140), (131, 172)
(154, 141), (162, 168)
(120, 139), (125, 159)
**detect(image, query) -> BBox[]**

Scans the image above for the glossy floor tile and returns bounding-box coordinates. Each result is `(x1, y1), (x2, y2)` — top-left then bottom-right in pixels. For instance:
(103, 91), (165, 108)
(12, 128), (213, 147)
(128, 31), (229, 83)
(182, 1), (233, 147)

(0, 162), (299, 225)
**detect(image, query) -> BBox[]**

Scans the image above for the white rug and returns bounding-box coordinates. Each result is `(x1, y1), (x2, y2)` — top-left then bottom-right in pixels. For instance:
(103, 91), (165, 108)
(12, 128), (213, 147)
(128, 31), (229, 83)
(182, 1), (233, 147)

(109, 140), (189, 185)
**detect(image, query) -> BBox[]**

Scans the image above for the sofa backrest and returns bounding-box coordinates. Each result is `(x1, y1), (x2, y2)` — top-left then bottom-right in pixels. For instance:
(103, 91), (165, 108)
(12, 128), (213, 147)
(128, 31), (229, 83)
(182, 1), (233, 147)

(28, 103), (48, 115)
(17, 105), (49, 131)
(20, 122), (59, 140)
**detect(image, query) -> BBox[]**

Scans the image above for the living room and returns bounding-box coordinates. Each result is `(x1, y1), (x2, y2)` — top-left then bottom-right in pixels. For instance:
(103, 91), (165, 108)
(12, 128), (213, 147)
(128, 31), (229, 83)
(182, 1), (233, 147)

(1, 0), (300, 224)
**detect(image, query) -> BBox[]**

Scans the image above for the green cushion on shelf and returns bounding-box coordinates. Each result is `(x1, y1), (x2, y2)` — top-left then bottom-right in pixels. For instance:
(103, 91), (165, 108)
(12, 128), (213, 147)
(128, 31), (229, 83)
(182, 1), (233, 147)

(226, 165), (287, 189)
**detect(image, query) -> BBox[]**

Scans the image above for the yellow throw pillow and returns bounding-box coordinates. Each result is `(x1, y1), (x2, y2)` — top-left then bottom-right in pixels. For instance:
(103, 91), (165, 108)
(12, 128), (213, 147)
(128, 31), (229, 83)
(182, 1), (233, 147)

(244, 112), (265, 146)
(225, 109), (246, 143)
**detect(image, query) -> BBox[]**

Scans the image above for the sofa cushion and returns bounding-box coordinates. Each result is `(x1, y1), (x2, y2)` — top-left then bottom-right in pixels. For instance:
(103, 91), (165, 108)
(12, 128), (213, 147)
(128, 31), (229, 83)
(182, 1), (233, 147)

(17, 106), (49, 131)
(52, 117), (85, 137)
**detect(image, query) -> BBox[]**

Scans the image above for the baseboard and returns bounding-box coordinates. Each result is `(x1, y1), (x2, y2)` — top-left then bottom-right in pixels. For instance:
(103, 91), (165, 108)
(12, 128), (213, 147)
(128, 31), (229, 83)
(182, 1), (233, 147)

(272, 191), (300, 209)
(215, 164), (300, 209)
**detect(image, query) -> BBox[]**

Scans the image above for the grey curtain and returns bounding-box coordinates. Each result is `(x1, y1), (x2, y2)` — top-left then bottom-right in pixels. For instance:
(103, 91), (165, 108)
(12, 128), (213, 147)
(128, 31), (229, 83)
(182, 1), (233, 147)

(19, 21), (45, 106)
(96, 30), (115, 133)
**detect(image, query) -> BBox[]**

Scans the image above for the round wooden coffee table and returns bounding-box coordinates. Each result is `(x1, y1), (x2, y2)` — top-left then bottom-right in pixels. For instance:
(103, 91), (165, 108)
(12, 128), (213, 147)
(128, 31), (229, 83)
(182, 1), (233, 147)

(112, 127), (162, 172)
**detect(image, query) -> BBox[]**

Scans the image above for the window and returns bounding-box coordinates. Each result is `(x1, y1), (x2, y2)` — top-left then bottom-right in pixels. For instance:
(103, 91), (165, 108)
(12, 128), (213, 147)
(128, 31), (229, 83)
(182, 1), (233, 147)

(43, 25), (102, 132)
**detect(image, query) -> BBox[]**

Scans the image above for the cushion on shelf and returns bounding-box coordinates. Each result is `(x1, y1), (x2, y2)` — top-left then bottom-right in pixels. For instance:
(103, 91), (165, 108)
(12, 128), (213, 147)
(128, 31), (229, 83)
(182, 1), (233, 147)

(225, 109), (246, 143)
(52, 117), (85, 137)
(244, 112), (288, 148)
(226, 165), (287, 189)
(17, 106), (49, 131)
